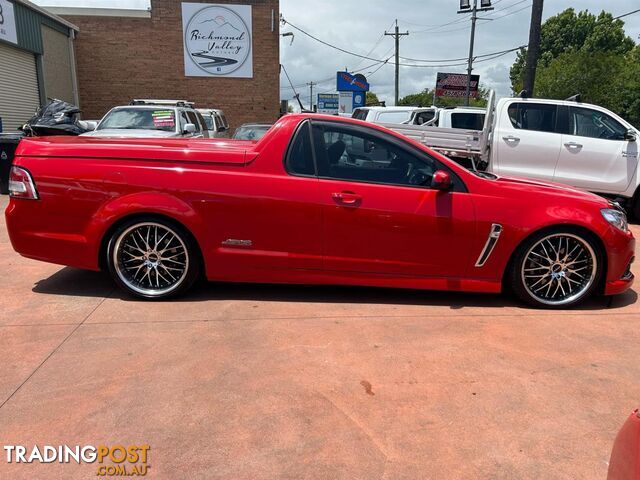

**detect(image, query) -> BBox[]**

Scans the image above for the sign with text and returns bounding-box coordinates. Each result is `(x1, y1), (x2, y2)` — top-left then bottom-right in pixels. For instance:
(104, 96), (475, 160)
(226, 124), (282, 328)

(317, 93), (339, 114)
(435, 72), (479, 98)
(336, 71), (369, 92)
(182, 3), (253, 78)
(0, 0), (17, 45)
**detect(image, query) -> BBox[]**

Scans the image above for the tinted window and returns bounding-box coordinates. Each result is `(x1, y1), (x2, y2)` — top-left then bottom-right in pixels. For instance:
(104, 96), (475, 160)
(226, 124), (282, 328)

(195, 111), (207, 131)
(414, 111), (435, 125)
(451, 112), (485, 130)
(507, 103), (558, 133)
(352, 109), (368, 121)
(185, 111), (200, 132)
(285, 122), (315, 176)
(314, 123), (438, 187)
(203, 115), (214, 130)
(569, 106), (627, 140)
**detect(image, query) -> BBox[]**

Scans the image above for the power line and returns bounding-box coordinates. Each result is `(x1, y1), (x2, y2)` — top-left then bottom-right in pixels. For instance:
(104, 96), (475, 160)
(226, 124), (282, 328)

(614, 8), (640, 20)
(281, 17), (524, 68)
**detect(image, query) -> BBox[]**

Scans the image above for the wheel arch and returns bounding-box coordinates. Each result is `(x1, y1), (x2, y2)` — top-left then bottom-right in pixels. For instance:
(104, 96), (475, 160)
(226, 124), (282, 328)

(501, 223), (608, 295)
(91, 193), (206, 272)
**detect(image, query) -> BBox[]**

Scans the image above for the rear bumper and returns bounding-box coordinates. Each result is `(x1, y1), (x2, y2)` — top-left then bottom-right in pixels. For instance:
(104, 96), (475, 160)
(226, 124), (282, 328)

(5, 199), (99, 271)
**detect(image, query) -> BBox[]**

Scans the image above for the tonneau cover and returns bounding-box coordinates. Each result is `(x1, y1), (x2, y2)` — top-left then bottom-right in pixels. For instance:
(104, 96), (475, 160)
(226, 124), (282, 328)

(16, 136), (258, 165)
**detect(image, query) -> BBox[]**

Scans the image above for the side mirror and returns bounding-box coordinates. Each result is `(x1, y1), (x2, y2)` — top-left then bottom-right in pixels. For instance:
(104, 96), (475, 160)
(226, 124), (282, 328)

(624, 129), (636, 142)
(184, 123), (196, 134)
(431, 170), (452, 191)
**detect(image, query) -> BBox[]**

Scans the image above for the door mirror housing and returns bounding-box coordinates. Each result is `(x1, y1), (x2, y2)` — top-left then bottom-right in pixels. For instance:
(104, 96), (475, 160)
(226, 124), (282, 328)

(431, 170), (452, 191)
(183, 123), (197, 134)
(624, 129), (637, 142)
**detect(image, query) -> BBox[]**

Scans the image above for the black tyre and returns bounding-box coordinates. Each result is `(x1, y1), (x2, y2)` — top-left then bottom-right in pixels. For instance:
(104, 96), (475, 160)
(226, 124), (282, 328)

(508, 227), (603, 308)
(106, 217), (200, 299)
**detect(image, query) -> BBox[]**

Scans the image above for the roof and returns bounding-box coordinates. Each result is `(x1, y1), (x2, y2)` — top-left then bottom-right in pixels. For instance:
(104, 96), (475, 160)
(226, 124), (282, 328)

(42, 6), (151, 18)
(15, 0), (79, 31)
(355, 106), (420, 112)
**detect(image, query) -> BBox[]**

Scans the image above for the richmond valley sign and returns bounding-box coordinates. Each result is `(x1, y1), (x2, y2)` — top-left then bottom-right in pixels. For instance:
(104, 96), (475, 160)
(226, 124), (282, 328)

(182, 3), (253, 78)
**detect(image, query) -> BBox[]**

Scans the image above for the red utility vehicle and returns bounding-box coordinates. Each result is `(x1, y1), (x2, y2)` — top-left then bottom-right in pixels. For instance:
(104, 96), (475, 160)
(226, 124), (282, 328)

(5, 114), (635, 307)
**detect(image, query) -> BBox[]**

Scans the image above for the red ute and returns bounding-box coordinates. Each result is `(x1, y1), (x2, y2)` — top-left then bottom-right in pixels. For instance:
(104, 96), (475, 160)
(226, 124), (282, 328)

(5, 114), (635, 307)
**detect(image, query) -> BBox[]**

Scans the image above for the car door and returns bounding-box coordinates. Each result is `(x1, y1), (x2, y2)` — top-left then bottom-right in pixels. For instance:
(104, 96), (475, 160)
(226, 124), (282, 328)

(311, 120), (476, 279)
(555, 105), (638, 194)
(211, 120), (323, 277)
(494, 101), (562, 181)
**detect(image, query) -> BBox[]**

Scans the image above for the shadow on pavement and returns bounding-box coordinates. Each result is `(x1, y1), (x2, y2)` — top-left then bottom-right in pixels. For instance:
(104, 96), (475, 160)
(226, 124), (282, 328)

(32, 267), (638, 311)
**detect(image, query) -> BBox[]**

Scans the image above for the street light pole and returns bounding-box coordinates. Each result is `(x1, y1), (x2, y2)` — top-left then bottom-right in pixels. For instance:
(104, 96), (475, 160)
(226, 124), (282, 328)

(458, 0), (493, 106)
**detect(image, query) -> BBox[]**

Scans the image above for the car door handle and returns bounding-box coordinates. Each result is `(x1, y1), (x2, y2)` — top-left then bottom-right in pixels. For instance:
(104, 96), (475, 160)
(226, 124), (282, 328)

(332, 191), (362, 206)
(503, 135), (520, 143)
(564, 142), (583, 149)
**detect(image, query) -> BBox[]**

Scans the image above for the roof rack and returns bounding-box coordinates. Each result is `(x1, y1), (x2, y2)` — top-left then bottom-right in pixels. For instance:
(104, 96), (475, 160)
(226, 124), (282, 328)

(130, 99), (195, 108)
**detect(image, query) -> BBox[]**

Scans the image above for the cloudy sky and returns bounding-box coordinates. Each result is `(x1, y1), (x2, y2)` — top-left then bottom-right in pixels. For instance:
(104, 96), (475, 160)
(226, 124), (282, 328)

(34, 0), (640, 106)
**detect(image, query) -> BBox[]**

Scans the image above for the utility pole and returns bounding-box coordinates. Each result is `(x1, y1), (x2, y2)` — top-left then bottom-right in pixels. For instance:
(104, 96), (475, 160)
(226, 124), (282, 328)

(523, 0), (544, 96)
(458, 0), (493, 106)
(307, 81), (316, 111)
(385, 20), (409, 105)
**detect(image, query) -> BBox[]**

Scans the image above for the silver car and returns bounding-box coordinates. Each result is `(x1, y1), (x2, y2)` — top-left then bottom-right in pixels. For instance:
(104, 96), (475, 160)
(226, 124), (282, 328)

(83, 100), (209, 138)
(197, 108), (230, 138)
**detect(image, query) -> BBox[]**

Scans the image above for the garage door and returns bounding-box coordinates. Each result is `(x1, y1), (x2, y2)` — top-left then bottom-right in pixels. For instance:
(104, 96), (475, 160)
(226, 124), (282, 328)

(0, 42), (40, 133)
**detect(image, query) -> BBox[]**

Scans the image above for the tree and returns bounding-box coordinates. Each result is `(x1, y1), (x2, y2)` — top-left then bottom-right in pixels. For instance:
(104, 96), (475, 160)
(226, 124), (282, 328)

(510, 9), (634, 94)
(509, 8), (639, 126)
(366, 91), (381, 106)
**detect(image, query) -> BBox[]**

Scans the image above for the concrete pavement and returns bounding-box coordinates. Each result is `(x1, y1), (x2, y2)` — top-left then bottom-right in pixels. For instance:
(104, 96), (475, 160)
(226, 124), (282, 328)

(1, 194), (639, 479)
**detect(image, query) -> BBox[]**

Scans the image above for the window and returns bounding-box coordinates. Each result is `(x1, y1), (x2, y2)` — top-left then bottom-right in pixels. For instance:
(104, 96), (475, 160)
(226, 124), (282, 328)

(313, 123), (439, 188)
(97, 108), (176, 132)
(507, 103), (558, 133)
(414, 110), (436, 125)
(195, 111), (208, 131)
(352, 109), (368, 121)
(451, 112), (485, 130)
(376, 110), (413, 124)
(569, 106), (627, 140)
(285, 121), (315, 176)
(203, 115), (214, 130)
(185, 111), (200, 132)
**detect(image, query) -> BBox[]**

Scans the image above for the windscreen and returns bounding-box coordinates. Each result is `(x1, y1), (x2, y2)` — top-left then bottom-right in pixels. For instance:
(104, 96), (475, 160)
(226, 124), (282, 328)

(98, 108), (177, 132)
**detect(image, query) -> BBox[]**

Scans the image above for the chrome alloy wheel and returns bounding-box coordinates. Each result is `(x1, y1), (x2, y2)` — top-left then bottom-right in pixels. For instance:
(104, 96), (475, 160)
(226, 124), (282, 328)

(521, 233), (597, 306)
(112, 222), (189, 297)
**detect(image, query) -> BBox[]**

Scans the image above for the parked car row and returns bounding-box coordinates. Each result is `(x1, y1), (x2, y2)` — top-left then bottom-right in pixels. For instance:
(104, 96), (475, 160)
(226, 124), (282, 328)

(365, 92), (640, 217)
(84, 99), (230, 139)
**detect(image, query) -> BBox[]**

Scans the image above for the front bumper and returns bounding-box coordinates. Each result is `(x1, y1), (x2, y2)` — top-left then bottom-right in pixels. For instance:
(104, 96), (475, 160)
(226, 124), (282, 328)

(603, 226), (635, 296)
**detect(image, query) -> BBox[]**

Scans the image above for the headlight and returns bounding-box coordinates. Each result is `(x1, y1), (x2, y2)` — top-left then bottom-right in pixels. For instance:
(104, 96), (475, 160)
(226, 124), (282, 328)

(601, 208), (628, 232)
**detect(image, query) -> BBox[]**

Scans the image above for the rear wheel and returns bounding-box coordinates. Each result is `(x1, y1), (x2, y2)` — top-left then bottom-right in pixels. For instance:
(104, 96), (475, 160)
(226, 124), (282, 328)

(107, 218), (200, 299)
(509, 228), (602, 308)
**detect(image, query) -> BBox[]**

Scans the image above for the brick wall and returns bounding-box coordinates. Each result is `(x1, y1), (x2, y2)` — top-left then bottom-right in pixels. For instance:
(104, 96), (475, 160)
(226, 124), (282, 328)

(64, 0), (280, 130)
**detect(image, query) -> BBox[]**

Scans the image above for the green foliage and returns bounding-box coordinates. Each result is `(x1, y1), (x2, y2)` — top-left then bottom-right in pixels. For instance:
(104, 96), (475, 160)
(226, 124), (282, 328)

(510, 8), (638, 126)
(398, 86), (489, 108)
(365, 91), (381, 106)
(510, 8), (635, 94)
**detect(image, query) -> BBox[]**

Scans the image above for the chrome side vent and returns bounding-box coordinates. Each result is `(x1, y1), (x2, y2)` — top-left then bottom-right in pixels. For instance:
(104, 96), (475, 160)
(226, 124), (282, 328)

(475, 224), (503, 267)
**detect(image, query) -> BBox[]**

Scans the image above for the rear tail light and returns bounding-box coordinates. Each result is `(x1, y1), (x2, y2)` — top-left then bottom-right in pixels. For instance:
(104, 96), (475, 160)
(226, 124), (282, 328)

(9, 166), (39, 200)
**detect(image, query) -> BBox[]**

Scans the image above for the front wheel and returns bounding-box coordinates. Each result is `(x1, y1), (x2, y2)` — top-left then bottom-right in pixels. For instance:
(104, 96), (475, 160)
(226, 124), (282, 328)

(107, 218), (200, 299)
(509, 228), (603, 308)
